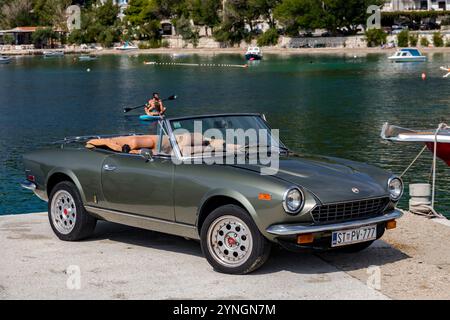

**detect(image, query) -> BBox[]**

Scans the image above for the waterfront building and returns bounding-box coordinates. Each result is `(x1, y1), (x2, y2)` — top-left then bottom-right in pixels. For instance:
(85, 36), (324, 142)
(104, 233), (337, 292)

(383, 0), (450, 11)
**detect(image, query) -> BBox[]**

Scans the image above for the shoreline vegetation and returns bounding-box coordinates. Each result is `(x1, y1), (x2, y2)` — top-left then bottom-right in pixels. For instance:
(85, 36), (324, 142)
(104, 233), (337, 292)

(4, 46), (450, 56)
(2, 1), (450, 55)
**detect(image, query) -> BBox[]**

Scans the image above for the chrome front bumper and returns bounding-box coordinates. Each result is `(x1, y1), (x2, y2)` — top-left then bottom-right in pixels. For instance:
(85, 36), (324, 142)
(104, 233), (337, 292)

(266, 210), (403, 236)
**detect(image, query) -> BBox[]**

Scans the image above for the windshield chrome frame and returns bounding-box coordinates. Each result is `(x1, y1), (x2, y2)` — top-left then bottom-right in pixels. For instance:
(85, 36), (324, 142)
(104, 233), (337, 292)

(164, 114), (286, 162)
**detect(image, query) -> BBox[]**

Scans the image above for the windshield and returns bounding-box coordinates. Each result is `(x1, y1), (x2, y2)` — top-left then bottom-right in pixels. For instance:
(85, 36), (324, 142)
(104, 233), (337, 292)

(168, 115), (287, 157)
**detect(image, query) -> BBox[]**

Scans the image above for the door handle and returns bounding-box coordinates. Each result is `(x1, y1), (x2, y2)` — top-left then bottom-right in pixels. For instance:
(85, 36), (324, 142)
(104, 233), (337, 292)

(103, 164), (117, 171)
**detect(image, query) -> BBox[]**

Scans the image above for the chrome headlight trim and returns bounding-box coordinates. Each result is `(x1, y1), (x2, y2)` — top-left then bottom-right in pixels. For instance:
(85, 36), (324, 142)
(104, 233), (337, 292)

(388, 176), (403, 201)
(282, 187), (305, 215)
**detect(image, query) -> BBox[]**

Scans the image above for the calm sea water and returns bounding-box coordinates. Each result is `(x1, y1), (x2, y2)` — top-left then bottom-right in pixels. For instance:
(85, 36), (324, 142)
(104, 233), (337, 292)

(0, 52), (449, 217)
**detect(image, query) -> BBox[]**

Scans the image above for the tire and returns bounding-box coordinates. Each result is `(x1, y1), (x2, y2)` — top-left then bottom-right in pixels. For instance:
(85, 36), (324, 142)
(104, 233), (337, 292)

(48, 181), (96, 241)
(200, 204), (271, 274)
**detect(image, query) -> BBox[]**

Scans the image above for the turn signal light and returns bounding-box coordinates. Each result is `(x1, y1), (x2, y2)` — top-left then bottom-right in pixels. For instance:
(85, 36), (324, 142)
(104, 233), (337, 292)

(297, 233), (314, 244)
(386, 220), (397, 230)
(258, 193), (272, 201)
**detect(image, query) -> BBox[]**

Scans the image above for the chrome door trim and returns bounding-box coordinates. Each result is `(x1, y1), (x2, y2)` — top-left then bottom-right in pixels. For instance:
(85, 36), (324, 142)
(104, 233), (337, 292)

(85, 206), (199, 240)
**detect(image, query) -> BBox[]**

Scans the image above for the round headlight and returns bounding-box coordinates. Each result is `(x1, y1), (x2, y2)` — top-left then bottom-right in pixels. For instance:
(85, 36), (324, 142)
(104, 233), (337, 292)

(283, 188), (304, 214)
(388, 177), (403, 201)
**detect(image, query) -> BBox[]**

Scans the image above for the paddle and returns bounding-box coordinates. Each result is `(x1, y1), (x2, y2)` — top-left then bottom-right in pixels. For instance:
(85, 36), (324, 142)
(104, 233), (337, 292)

(123, 94), (177, 113)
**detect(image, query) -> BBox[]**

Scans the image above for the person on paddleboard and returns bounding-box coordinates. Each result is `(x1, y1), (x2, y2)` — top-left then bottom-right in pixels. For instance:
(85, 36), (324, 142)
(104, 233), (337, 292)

(145, 92), (166, 116)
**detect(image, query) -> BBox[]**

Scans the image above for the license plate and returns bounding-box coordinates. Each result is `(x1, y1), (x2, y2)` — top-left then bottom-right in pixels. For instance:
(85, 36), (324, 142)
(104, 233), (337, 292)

(331, 225), (377, 247)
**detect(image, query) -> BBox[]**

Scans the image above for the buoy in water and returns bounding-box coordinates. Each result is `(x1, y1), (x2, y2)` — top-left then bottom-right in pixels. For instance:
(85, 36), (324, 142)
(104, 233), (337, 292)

(87, 68), (91, 72)
(421, 72), (426, 80)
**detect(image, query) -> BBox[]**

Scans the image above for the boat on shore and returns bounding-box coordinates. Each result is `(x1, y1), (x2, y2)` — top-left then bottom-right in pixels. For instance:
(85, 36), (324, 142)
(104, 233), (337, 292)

(43, 50), (64, 58)
(381, 122), (450, 165)
(79, 55), (98, 61)
(388, 48), (426, 62)
(114, 42), (138, 51)
(0, 55), (11, 64)
(245, 46), (263, 61)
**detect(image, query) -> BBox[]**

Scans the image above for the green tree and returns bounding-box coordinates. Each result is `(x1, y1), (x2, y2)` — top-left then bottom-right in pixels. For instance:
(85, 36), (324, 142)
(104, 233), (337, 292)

(67, 0), (121, 47)
(33, 0), (72, 29)
(2, 34), (15, 44)
(364, 28), (386, 47)
(274, 0), (385, 36)
(175, 15), (199, 47)
(0, 0), (35, 28)
(274, 0), (326, 36)
(31, 27), (58, 48)
(397, 30), (409, 47)
(124, 0), (162, 41)
(409, 33), (418, 46)
(188, 0), (221, 36)
(257, 27), (279, 46)
(420, 36), (429, 47)
(432, 32), (444, 47)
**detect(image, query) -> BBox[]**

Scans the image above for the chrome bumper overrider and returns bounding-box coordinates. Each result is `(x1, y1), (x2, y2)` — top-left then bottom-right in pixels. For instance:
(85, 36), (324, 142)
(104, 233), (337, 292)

(266, 210), (403, 236)
(20, 180), (48, 201)
(20, 180), (36, 191)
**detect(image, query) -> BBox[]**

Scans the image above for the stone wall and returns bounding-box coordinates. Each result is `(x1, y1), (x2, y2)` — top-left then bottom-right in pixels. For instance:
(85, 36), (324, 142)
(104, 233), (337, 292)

(161, 31), (450, 49)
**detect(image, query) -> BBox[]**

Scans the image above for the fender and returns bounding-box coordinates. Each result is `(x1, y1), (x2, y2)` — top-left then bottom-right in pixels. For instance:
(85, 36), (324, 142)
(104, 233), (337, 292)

(196, 188), (259, 226)
(46, 167), (87, 203)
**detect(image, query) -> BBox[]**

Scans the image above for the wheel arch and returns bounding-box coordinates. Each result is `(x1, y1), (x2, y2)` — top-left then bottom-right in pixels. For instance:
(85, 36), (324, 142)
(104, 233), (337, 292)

(196, 189), (258, 235)
(46, 169), (86, 202)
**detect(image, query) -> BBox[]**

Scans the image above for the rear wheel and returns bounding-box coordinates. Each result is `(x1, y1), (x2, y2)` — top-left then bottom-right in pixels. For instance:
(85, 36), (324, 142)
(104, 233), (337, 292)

(200, 205), (271, 274)
(48, 181), (96, 241)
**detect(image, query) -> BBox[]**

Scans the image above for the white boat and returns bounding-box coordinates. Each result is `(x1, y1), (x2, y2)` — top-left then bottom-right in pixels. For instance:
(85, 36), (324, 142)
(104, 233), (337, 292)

(79, 55), (98, 61)
(114, 42), (138, 51)
(0, 56), (12, 64)
(171, 53), (190, 58)
(43, 50), (64, 58)
(245, 46), (263, 60)
(388, 48), (426, 62)
(381, 122), (450, 165)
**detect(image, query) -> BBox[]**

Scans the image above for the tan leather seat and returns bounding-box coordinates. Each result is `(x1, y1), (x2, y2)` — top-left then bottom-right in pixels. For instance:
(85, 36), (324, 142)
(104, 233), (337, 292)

(86, 135), (158, 153)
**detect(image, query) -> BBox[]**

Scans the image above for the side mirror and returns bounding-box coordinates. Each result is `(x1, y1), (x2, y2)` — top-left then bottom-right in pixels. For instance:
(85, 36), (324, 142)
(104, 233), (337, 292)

(140, 148), (153, 162)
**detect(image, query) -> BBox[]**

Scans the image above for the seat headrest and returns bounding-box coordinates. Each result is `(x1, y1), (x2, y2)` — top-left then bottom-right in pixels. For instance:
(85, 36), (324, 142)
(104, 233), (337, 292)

(175, 133), (204, 147)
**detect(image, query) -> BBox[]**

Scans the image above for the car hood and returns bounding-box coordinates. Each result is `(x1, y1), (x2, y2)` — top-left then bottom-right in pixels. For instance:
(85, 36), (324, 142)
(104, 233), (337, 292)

(233, 154), (391, 204)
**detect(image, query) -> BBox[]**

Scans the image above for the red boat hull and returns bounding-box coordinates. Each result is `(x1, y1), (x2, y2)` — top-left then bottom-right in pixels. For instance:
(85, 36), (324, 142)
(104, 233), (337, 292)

(425, 142), (450, 166)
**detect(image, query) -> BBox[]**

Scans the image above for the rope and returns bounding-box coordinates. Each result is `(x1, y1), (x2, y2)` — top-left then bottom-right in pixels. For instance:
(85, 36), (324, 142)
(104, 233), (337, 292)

(402, 123), (447, 219)
(400, 145), (427, 178)
(144, 61), (248, 69)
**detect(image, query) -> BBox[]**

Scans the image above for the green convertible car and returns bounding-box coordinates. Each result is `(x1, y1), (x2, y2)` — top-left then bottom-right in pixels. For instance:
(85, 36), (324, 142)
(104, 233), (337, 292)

(21, 113), (403, 274)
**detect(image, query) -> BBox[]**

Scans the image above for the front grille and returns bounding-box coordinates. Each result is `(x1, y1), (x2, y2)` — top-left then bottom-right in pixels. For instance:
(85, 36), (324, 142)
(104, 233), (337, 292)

(311, 197), (390, 224)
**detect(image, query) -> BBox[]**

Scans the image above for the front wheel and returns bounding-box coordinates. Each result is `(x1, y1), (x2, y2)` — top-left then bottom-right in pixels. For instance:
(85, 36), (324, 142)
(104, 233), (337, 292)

(200, 205), (271, 274)
(48, 181), (96, 241)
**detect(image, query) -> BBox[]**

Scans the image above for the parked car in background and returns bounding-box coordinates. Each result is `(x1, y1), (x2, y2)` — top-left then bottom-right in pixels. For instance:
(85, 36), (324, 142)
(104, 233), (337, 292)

(391, 24), (408, 34)
(420, 21), (440, 30)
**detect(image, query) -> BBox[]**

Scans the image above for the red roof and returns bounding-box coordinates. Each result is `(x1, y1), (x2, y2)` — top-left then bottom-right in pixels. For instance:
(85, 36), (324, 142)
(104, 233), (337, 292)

(12, 27), (39, 32)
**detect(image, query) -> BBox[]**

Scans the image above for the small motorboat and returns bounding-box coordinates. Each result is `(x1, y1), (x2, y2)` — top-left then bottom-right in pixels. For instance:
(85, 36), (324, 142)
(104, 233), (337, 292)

(79, 55), (98, 61)
(388, 48), (426, 62)
(171, 53), (190, 59)
(245, 46), (263, 61)
(381, 122), (450, 165)
(43, 50), (64, 58)
(114, 42), (138, 51)
(0, 56), (12, 64)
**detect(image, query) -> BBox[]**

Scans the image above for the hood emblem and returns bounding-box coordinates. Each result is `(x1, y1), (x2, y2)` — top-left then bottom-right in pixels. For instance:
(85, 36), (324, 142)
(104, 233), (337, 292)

(352, 187), (360, 194)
